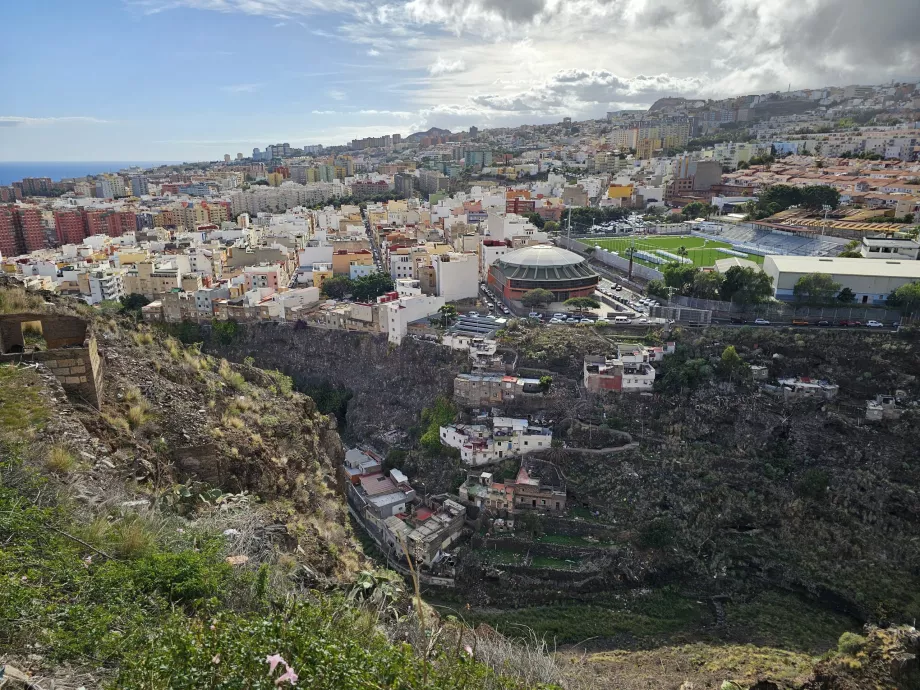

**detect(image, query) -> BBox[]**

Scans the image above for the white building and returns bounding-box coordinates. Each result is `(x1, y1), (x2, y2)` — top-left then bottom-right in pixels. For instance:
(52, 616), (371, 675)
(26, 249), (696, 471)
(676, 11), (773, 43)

(432, 252), (479, 301)
(763, 255), (920, 304)
(87, 269), (125, 305)
(860, 236), (920, 261)
(439, 417), (553, 466)
(382, 290), (445, 345)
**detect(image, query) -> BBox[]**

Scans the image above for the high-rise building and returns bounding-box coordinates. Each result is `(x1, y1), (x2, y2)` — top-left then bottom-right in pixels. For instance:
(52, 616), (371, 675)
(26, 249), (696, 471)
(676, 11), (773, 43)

(236, 153), (244, 160)
(224, 154), (231, 163)
(54, 210), (87, 245)
(130, 175), (149, 197)
(95, 178), (115, 199)
(469, 126), (478, 139)
(15, 206), (45, 252)
(253, 148), (261, 160)
(0, 206), (17, 257)
(83, 209), (107, 236)
(21, 178), (54, 197)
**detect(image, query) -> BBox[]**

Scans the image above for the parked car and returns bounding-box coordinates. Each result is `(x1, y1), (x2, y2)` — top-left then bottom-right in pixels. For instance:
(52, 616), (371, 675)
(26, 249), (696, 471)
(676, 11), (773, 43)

(866, 320), (884, 327)
(528, 312), (543, 319)
(817, 320), (830, 327)
(595, 318), (610, 324)
(638, 317), (648, 323)
(754, 318), (770, 325)
(839, 320), (862, 327)
(580, 318), (593, 324)
(467, 311), (479, 317)
(565, 317), (578, 324)
(549, 318), (564, 324)
(501, 306), (510, 314)
(730, 317), (746, 324)
(792, 319), (810, 326)
(552, 313), (567, 319)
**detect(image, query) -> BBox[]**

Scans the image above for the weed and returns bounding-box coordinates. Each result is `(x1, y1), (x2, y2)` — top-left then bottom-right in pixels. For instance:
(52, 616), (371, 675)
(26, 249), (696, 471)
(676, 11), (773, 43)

(132, 332), (154, 346)
(219, 360), (247, 391)
(837, 631), (867, 655)
(124, 386), (143, 404)
(222, 414), (244, 430)
(127, 401), (152, 430)
(112, 517), (158, 559)
(102, 412), (131, 434)
(45, 444), (77, 474)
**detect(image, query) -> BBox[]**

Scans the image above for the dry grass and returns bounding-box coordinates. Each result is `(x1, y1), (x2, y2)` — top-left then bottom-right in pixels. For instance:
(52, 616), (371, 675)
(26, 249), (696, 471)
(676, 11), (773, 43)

(45, 444), (78, 474)
(126, 400), (152, 430)
(124, 386), (143, 404)
(112, 516), (159, 559)
(132, 332), (154, 346)
(219, 360), (247, 391)
(0, 286), (46, 314)
(222, 413), (244, 430)
(166, 338), (182, 360)
(102, 412), (131, 434)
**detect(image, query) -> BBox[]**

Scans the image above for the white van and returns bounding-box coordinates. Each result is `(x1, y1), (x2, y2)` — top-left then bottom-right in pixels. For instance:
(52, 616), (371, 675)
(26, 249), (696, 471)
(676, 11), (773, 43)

(614, 316), (631, 324)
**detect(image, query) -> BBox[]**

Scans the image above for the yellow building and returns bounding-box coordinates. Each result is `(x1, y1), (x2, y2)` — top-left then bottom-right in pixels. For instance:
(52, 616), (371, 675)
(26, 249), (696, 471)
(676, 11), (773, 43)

(607, 184), (634, 200)
(116, 249), (149, 266)
(331, 250), (374, 276)
(267, 172), (283, 187)
(123, 261), (182, 299)
(313, 268), (333, 291)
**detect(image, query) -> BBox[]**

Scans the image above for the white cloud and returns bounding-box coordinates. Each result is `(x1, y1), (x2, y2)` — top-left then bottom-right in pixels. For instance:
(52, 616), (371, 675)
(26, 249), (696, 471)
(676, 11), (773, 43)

(366, 48), (380, 56)
(358, 109), (414, 118)
(0, 116), (110, 127)
(427, 56), (466, 76)
(220, 83), (261, 93)
(326, 88), (347, 101)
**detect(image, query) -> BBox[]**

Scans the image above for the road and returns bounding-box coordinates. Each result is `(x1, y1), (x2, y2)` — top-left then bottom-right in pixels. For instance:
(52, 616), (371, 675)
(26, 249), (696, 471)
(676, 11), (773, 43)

(361, 207), (385, 272)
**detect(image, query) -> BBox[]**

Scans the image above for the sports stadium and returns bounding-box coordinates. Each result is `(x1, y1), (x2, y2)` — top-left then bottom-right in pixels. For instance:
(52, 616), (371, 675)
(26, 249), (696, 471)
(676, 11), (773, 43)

(579, 223), (848, 270)
(488, 244), (600, 302)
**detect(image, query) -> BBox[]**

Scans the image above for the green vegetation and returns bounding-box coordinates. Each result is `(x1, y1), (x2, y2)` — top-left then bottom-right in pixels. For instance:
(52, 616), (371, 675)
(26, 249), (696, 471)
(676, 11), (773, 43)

(647, 264), (772, 304)
(321, 272), (395, 302)
(582, 235), (765, 269)
(419, 396), (458, 454)
(681, 201), (715, 219)
(887, 281), (920, 315)
(212, 319), (242, 345)
(0, 365), (49, 433)
(521, 288), (555, 308)
(793, 272), (843, 305)
(742, 184), (841, 220)
(563, 297), (600, 311)
(302, 381), (353, 427)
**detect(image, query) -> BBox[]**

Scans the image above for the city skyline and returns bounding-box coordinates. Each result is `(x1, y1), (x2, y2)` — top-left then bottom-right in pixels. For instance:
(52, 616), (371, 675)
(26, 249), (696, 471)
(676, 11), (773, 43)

(2, 0), (918, 162)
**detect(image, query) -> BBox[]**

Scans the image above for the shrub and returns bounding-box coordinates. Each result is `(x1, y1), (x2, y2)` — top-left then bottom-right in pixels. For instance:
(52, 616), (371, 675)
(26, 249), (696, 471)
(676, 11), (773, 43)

(837, 631), (867, 655)
(132, 331), (154, 346)
(796, 468), (830, 499)
(219, 360), (247, 391)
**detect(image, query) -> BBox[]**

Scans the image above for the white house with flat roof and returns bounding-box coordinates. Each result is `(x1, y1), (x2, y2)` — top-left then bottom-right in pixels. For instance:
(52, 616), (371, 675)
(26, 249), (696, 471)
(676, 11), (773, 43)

(763, 255), (920, 304)
(860, 237), (920, 261)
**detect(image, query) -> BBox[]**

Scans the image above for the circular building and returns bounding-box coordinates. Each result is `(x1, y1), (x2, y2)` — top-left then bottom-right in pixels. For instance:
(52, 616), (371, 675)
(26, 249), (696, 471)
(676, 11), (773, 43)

(487, 244), (599, 303)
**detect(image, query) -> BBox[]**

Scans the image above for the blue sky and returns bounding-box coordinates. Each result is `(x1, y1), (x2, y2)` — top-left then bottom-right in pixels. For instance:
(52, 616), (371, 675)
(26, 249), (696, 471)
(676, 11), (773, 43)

(2, 0), (917, 162)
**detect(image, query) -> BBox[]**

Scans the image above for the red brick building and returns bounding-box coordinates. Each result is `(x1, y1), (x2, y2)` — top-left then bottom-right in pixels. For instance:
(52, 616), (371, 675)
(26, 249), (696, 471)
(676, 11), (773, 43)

(54, 210), (87, 245)
(1, 205), (48, 256)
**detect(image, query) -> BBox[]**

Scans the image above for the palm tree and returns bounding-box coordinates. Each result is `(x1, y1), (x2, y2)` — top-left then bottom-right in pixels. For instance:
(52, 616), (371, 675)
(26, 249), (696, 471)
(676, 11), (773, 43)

(677, 246), (688, 257)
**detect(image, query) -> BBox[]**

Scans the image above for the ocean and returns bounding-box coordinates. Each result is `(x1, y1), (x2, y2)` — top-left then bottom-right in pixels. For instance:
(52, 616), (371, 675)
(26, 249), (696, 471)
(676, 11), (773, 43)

(0, 161), (180, 186)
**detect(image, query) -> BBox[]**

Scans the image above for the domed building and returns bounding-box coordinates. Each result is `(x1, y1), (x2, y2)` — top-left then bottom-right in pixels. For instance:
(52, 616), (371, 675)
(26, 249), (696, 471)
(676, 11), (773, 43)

(487, 244), (599, 303)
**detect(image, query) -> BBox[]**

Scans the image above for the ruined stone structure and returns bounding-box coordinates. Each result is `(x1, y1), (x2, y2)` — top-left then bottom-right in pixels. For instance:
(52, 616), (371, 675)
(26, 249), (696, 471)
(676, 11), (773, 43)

(0, 313), (103, 408)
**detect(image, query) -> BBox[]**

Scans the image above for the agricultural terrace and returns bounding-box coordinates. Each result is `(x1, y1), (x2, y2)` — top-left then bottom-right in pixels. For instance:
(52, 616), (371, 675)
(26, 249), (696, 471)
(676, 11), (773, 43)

(579, 235), (765, 269)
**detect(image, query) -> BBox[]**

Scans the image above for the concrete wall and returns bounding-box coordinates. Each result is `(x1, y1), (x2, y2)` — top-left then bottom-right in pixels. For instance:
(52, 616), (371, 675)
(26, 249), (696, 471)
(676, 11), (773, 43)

(557, 236), (664, 281)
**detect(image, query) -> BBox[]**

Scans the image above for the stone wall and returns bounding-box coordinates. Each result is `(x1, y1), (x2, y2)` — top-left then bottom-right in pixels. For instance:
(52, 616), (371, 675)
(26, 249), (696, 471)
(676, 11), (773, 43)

(0, 313), (102, 409)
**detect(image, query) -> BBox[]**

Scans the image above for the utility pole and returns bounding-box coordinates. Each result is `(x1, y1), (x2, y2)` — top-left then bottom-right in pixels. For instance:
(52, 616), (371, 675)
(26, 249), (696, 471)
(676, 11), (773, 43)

(566, 208), (572, 244)
(627, 236), (634, 282)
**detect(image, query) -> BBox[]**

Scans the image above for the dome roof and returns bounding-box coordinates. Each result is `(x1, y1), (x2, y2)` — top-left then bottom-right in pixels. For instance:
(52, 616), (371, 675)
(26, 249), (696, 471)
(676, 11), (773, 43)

(493, 244), (598, 282)
(498, 244), (585, 268)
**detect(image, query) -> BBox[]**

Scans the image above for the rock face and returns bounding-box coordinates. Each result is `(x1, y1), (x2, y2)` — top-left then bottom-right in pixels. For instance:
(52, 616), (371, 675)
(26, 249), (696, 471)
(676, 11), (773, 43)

(207, 324), (466, 444)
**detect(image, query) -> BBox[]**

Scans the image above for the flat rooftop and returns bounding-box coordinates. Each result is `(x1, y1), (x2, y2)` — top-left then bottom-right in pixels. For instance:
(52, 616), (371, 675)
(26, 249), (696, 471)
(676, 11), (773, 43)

(764, 255), (920, 279)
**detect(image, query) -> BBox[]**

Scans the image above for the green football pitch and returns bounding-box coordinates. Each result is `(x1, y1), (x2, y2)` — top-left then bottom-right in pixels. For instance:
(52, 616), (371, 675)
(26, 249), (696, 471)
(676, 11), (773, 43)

(579, 235), (765, 268)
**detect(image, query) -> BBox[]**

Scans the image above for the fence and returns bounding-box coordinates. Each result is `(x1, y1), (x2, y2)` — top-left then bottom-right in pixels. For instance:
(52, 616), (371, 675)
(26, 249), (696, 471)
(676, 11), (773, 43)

(557, 236), (664, 281)
(667, 294), (902, 323)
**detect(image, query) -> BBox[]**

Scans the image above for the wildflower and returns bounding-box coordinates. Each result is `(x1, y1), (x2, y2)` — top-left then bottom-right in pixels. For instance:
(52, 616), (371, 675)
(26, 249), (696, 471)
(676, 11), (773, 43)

(210, 624), (217, 631)
(464, 645), (473, 656)
(212, 654), (220, 664)
(275, 665), (298, 686)
(265, 654), (285, 674)
(82, 555), (92, 568)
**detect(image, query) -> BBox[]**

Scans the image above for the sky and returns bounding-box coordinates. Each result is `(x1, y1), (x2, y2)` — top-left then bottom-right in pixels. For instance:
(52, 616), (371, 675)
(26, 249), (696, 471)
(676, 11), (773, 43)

(1, 0), (918, 162)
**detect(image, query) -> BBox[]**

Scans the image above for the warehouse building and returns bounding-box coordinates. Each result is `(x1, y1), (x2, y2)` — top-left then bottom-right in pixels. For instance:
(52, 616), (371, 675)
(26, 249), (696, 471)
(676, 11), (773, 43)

(763, 256), (920, 304)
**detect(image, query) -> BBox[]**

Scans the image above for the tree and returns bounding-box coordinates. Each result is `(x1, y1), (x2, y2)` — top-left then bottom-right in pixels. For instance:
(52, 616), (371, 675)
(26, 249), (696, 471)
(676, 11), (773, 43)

(543, 221), (560, 234)
(720, 266), (774, 304)
(681, 201), (713, 219)
(120, 293), (151, 314)
(526, 212), (546, 229)
(690, 271), (724, 299)
(800, 185), (841, 211)
(720, 345), (746, 379)
(563, 297), (600, 312)
(837, 287), (857, 303)
(437, 304), (457, 328)
(887, 281), (920, 315)
(662, 263), (699, 294)
(351, 273), (394, 302)
(793, 272), (842, 304)
(837, 250), (862, 258)
(646, 280), (668, 299)
(677, 245), (688, 257)
(521, 288), (554, 308)
(321, 275), (353, 300)
(538, 376), (553, 393)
